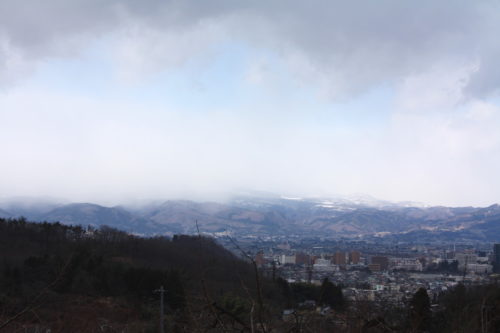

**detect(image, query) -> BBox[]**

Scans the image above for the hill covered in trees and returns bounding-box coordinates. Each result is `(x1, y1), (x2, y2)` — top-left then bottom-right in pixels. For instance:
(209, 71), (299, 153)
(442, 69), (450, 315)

(0, 217), (345, 332)
(0, 217), (276, 331)
(1, 217), (500, 332)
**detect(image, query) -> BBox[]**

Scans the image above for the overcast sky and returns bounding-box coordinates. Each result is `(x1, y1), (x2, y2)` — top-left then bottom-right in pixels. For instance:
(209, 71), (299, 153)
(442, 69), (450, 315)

(1, 0), (500, 206)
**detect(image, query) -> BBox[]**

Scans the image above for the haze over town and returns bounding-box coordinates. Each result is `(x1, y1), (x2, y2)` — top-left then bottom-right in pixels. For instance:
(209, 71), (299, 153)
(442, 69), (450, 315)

(2, 1), (500, 207)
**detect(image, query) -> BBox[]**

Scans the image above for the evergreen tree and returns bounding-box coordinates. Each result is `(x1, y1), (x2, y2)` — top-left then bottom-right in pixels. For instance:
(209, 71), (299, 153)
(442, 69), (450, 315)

(409, 287), (431, 331)
(319, 278), (345, 311)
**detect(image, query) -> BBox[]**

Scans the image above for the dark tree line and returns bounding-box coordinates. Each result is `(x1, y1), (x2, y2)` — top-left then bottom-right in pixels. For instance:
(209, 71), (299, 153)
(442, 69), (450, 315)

(275, 277), (345, 311)
(426, 260), (459, 273)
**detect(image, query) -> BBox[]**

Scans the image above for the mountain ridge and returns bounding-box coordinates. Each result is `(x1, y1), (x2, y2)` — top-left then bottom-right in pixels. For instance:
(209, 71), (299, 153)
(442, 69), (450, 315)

(1, 196), (499, 242)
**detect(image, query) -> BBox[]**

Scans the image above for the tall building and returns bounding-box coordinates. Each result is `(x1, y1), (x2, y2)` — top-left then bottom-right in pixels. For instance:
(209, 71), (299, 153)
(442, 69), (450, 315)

(368, 264), (381, 272)
(295, 252), (311, 265)
(349, 251), (361, 264)
(280, 254), (296, 265)
(333, 252), (346, 266)
(371, 256), (389, 271)
(455, 253), (478, 271)
(494, 244), (500, 272)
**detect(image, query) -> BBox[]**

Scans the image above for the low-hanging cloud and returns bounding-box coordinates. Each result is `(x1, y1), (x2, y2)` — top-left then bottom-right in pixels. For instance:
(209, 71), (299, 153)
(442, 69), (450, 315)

(2, 1), (500, 207)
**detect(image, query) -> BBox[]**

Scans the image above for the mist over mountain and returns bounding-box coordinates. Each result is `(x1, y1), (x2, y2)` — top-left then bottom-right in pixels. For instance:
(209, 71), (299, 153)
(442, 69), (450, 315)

(38, 203), (165, 234)
(0, 208), (12, 218)
(1, 194), (499, 242)
(0, 196), (67, 219)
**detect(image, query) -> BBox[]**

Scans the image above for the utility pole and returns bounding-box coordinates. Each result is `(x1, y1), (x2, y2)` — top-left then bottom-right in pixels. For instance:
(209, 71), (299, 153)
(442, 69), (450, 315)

(463, 256), (468, 283)
(155, 286), (166, 333)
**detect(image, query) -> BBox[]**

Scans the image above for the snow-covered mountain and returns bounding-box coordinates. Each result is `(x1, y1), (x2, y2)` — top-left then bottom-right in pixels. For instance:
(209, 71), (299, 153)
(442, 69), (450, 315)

(1, 195), (499, 242)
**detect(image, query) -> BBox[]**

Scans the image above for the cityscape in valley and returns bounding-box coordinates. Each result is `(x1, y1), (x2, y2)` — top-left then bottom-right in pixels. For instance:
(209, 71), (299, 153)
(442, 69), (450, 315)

(229, 235), (500, 305)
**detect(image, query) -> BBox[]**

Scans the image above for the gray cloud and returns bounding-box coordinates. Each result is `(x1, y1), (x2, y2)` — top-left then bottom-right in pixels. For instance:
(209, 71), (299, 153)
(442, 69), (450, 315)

(1, 0), (500, 99)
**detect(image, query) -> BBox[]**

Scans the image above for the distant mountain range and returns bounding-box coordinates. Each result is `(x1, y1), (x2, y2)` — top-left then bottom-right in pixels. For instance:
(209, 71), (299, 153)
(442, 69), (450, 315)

(1, 195), (499, 242)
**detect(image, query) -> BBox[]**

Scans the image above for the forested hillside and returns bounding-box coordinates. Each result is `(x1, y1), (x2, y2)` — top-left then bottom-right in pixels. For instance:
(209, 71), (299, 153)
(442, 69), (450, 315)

(1, 217), (500, 332)
(0, 217), (279, 331)
(0, 218), (347, 332)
